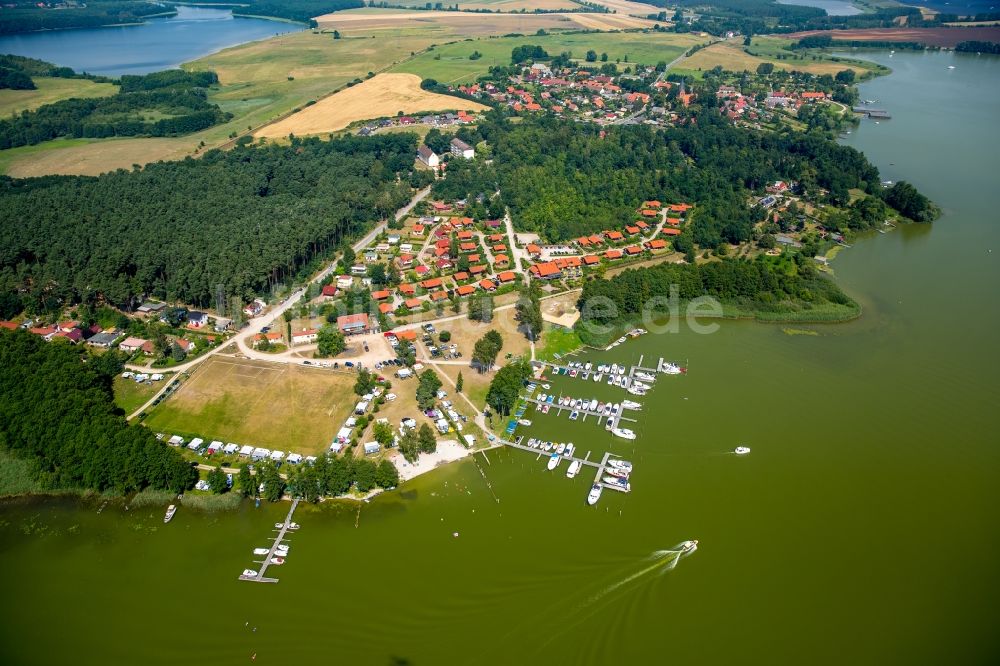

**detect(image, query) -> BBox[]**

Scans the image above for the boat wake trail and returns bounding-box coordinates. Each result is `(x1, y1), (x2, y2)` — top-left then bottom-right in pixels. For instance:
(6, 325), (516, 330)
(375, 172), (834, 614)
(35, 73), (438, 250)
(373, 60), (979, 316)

(590, 541), (697, 604)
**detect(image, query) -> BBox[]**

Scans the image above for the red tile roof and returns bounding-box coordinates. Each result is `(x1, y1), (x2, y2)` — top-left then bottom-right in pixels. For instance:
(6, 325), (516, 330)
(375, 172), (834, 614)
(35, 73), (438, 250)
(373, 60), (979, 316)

(497, 271), (517, 283)
(372, 290), (390, 300)
(419, 278), (443, 289)
(661, 227), (682, 236)
(456, 285), (476, 296)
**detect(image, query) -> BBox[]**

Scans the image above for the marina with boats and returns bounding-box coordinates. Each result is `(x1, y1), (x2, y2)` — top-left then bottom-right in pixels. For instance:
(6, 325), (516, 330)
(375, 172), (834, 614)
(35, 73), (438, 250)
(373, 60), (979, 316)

(239, 498), (301, 583)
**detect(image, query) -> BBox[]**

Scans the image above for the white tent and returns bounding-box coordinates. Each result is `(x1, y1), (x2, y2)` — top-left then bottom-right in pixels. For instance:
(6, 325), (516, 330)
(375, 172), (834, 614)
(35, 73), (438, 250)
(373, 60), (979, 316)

(336, 427), (353, 443)
(286, 453), (302, 464)
(329, 441), (345, 454)
(188, 437), (204, 450)
(223, 443), (239, 454)
(252, 447), (270, 460)
(354, 401), (369, 414)
(168, 435), (185, 446)
(207, 440), (223, 452)
(239, 445), (254, 457)
(270, 450), (285, 461)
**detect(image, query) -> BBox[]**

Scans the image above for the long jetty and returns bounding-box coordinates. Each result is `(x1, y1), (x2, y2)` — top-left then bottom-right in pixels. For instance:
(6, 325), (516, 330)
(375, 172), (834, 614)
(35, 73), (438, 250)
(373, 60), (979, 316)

(240, 497), (300, 583)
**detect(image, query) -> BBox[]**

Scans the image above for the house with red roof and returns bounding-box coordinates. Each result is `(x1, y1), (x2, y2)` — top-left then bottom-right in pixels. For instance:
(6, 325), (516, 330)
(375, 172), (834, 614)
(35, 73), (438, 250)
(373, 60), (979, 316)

(405, 298), (422, 310)
(419, 277), (443, 290)
(379, 302), (394, 315)
(530, 261), (562, 280)
(605, 249), (623, 260)
(321, 284), (337, 298)
(453, 271), (470, 282)
(497, 271), (517, 283)
(494, 254), (510, 266)
(399, 283), (416, 296)
(411, 224), (425, 236)
(526, 243), (541, 257)
(624, 245), (643, 256)
(469, 264), (487, 275)
(337, 313), (370, 336)
(661, 227), (682, 236)
(460, 242), (477, 252)
(429, 290), (448, 302)
(625, 225), (640, 235)
(456, 285), (476, 297)
(372, 290), (391, 301)
(605, 230), (624, 242)
(478, 279), (497, 291)
(583, 255), (600, 266)
(645, 239), (668, 250)
(414, 265), (430, 276)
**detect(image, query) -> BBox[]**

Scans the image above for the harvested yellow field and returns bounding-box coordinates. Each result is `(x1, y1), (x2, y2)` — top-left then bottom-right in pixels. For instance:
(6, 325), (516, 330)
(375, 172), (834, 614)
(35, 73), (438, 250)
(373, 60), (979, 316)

(0, 77), (118, 117)
(2, 137), (193, 178)
(584, 0), (664, 18)
(256, 73), (488, 138)
(567, 12), (655, 29)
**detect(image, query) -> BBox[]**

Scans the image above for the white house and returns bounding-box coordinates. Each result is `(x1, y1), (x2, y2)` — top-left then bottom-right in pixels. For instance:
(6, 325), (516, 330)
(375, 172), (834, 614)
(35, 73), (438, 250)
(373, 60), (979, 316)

(291, 328), (318, 345)
(417, 145), (440, 167)
(336, 275), (354, 290)
(188, 311), (209, 328)
(450, 137), (474, 159)
(119, 336), (148, 353)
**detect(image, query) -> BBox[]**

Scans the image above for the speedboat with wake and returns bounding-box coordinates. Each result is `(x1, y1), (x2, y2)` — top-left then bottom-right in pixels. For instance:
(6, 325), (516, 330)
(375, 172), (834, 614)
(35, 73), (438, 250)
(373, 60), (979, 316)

(680, 540), (699, 554)
(735, 446), (751, 455)
(587, 484), (603, 505)
(612, 427), (636, 440)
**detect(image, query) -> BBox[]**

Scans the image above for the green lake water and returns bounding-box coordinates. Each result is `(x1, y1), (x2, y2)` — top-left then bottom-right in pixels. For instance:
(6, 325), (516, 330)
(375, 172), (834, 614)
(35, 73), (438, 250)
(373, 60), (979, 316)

(2, 50), (998, 665)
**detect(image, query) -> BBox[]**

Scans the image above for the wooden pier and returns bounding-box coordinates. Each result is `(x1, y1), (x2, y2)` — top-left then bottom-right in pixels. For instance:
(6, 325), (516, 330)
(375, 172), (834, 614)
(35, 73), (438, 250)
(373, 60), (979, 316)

(240, 497), (300, 583)
(524, 396), (637, 427)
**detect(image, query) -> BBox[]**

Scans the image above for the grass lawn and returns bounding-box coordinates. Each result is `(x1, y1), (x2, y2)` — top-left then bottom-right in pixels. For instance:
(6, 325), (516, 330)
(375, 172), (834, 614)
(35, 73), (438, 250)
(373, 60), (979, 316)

(113, 375), (170, 415)
(535, 324), (582, 362)
(142, 357), (357, 455)
(0, 77), (118, 117)
(394, 31), (709, 85)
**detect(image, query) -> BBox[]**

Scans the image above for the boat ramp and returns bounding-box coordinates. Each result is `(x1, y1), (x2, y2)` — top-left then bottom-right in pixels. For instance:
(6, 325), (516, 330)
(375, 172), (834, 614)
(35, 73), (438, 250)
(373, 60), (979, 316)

(239, 498), (300, 583)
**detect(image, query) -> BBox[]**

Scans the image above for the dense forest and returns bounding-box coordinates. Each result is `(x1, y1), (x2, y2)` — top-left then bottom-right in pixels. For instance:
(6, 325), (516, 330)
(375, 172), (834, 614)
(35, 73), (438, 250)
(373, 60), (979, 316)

(654, 0), (921, 36)
(955, 40), (1000, 54)
(577, 253), (856, 335)
(0, 329), (197, 493)
(232, 0), (364, 24)
(432, 113), (892, 246)
(0, 133), (419, 311)
(0, 68), (228, 149)
(0, 1), (173, 35)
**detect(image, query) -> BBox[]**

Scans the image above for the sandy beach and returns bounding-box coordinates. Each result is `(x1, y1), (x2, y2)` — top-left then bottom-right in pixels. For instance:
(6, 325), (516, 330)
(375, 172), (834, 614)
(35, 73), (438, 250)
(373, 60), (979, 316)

(394, 439), (471, 482)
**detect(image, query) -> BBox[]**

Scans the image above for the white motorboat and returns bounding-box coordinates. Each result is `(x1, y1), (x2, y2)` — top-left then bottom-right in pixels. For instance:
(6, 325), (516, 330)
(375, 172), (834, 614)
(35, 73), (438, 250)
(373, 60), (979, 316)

(605, 466), (629, 479)
(587, 484), (603, 505)
(680, 540), (699, 553)
(538, 393), (547, 402)
(584, 362), (592, 371)
(564, 443), (575, 458)
(607, 459), (632, 473)
(612, 427), (636, 440)
(163, 504), (177, 523)
(635, 371), (656, 382)
(627, 386), (647, 397)
(617, 365), (626, 375)
(632, 381), (650, 391)
(622, 400), (641, 410)
(611, 403), (620, 414)
(610, 363), (618, 374)
(617, 336), (627, 344)
(546, 453), (561, 470)
(569, 410), (579, 420)
(544, 441), (553, 451)
(661, 362), (683, 375)
(253, 548), (270, 556)
(541, 384), (550, 390)
(735, 446), (751, 455)
(556, 443), (566, 455)
(603, 403), (612, 416)
(530, 439), (540, 449)
(271, 557), (285, 565)
(567, 460), (582, 478)
(240, 569), (258, 578)
(602, 476), (631, 491)
(594, 373), (603, 382)
(518, 419), (532, 426)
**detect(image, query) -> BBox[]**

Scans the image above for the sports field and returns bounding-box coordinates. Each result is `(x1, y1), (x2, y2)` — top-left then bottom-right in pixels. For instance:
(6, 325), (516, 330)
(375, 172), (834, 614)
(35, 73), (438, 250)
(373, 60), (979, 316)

(0, 77), (117, 117)
(393, 31), (708, 84)
(142, 357), (357, 455)
(256, 73), (488, 138)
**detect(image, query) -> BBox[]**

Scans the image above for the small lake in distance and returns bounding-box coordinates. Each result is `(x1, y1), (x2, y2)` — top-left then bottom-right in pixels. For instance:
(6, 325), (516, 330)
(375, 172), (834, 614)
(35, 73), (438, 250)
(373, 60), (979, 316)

(775, 0), (863, 15)
(0, 6), (301, 76)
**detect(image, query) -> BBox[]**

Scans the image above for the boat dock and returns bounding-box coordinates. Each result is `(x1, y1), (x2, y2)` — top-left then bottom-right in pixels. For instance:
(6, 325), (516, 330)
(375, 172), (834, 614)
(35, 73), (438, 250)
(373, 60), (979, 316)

(239, 497), (299, 583)
(524, 396), (637, 426)
(496, 438), (629, 500)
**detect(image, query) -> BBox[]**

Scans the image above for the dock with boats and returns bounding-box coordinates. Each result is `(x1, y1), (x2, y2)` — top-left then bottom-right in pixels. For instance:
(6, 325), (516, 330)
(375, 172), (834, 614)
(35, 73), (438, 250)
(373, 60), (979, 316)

(495, 437), (632, 504)
(239, 498), (300, 583)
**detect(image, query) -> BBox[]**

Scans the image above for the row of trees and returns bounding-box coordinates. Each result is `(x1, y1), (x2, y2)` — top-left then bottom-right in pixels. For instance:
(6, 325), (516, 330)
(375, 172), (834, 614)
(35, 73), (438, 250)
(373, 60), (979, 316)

(0, 70), (228, 149)
(0, 133), (418, 311)
(472, 330), (503, 372)
(236, 452), (399, 503)
(0, 329), (197, 493)
(486, 357), (532, 416)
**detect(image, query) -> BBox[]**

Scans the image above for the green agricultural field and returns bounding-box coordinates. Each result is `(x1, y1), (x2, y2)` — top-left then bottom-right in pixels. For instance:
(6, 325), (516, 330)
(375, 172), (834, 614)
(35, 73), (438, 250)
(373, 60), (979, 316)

(142, 357), (358, 455)
(393, 31), (710, 84)
(0, 77), (118, 118)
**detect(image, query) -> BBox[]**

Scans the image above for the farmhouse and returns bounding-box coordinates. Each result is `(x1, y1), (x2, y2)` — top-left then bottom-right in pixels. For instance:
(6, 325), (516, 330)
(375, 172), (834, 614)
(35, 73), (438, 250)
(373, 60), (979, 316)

(417, 145), (440, 167)
(338, 313), (370, 335)
(292, 329), (319, 345)
(86, 330), (119, 348)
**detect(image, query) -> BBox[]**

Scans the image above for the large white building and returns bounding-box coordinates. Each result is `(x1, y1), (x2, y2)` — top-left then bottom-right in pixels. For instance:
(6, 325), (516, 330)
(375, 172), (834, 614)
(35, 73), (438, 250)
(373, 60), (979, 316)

(450, 137), (474, 160)
(417, 145), (440, 167)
